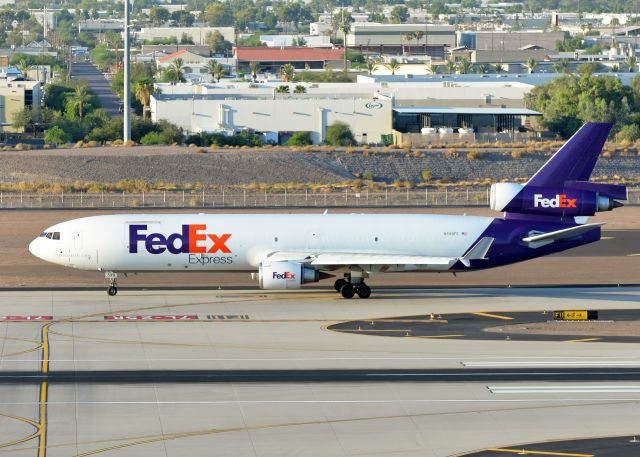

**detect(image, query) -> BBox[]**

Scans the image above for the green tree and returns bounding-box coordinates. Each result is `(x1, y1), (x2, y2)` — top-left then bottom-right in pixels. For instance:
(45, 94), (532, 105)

(287, 131), (312, 146)
(325, 121), (355, 146)
(149, 6), (170, 26)
(204, 2), (234, 26)
(457, 58), (472, 74)
(366, 60), (378, 75)
(293, 84), (306, 93)
(426, 64), (438, 75)
(90, 44), (115, 70)
(524, 57), (537, 74)
(493, 63), (505, 73)
(206, 60), (226, 83)
(275, 85), (290, 93)
(390, 5), (408, 23)
(12, 107), (36, 134)
(249, 61), (260, 81)
(552, 58), (570, 74)
(475, 64), (489, 74)
(387, 58), (400, 75)
(135, 78), (155, 119)
(167, 58), (185, 85)
(625, 55), (637, 72)
(69, 85), (92, 121)
(281, 63), (295, 82)
(446, 60), (457, 74)
(616, 123), (640, 142)
(44, 125), (70, 145)
(205, 30), (233, 55)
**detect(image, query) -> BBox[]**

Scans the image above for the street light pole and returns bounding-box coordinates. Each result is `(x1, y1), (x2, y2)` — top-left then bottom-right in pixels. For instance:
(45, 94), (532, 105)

(123, 0), (131, 142)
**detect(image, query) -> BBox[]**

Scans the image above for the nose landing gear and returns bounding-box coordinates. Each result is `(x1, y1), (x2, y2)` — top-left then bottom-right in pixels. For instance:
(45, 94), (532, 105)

(105, 271), (118, 296)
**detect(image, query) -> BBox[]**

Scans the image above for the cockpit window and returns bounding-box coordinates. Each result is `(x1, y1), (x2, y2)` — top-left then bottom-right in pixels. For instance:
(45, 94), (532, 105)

(39, 232), (60, 240)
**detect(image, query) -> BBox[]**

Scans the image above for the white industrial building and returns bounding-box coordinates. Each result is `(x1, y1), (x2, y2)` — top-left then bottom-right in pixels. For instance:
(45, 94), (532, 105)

(151, 91), (392, 145)
(135, 27), (235, 45)
(150, 77), (547, 145)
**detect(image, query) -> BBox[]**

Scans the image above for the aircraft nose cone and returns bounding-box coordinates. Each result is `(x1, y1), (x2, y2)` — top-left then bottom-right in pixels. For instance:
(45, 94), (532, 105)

(28, 238), (41, 259)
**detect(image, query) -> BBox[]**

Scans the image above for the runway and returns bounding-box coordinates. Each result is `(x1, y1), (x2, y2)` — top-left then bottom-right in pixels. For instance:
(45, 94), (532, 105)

(1, 288), (640, 456)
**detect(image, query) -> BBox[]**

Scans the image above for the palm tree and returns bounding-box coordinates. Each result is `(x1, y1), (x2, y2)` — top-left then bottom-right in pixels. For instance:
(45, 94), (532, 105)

(426, 63), (438, 75)
(524, 57), (537, 74)
(366, 59), (378, 75)
(17, 59), (32, 80)
(249, 61), (260, 81)
(281, 63), (295, 82)
(552, 58), (570, 74)
(493, 63), (505, 73)
(610, 64), (620, 72)
(457, 58), (472, 74)
(475, 64), (489, 74)
(404, 32), (415, 54)
(445, 60), (456, 74)
(340, 19), (351, 70)
(414, 31), (425, 47)
(135, 78), (155, 120)
(387, 58), (400, 75)
(625, 55), (637, 72)
(293, 84), (306, 93)
(275, 85), (290, 93)
(169, 58), (184, 85)
(207, 60), (226, 83)
(70, 85), (91, 121)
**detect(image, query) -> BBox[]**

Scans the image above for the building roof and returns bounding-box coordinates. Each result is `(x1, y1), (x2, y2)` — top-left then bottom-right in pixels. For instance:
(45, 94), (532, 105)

(158, 49), (210, 64)
(234, 47), (343, 62)
(393, 107), (541, 116)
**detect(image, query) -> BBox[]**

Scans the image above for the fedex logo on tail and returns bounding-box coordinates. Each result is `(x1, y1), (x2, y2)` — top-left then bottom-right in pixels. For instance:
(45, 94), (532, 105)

(533, 194), (577, 209)
(129, 224), (231, 255)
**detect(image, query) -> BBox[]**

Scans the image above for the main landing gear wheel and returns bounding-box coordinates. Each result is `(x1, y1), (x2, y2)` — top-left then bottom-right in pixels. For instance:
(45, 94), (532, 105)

(334, 278), (348, 292)
(105, 271), (118, 296)
(340, 283), (355, 299)
(356, 283), (371, 299)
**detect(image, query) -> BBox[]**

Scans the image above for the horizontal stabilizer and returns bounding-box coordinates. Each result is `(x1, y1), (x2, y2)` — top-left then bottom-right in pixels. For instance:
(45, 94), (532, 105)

(460, 237), (494, 267)
(522, 223), (604, 246)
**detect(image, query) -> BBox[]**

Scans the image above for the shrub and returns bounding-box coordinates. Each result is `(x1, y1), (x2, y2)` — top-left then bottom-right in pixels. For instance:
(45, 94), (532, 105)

(362, 170), (373, 180)
(44, 126), (70, 145)
(140, 131), (162, 145)
(466, 149), (485, 160)
(421, 169), (432, 182)
(325, 121), (355, 146)
(616, 124), (640, 143)
(511, 150), (522, 159)
(287, 131), (313, 146)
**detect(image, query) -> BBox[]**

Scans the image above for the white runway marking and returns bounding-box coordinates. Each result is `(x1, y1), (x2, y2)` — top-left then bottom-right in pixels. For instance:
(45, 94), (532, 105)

(0, 398), (638, 406)
(489, 385), (640, 394)
(464, 361), (640, 367)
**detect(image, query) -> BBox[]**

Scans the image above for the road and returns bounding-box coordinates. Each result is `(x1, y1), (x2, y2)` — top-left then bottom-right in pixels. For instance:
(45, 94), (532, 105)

(70, 61), (121, 116)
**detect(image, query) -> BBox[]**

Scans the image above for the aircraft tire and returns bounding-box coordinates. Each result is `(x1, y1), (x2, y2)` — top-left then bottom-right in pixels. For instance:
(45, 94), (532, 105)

(107, 286), (118, 296)
(356, 283), (371, 299)
(340, 283), (355, 299)
(334, 278), (348, 292)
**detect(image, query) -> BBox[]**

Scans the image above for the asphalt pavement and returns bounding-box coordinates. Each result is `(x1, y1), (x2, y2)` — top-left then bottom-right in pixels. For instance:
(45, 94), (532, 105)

(462, 435), (640, 456)
(70, 61), (121, 116)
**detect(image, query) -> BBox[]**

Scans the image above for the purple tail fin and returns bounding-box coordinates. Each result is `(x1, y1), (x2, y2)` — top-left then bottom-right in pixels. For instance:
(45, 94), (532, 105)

(526, 122), (612, 186)
(493, 122), (626, 221)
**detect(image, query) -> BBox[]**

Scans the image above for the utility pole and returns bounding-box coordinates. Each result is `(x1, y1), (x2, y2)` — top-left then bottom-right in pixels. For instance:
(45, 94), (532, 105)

(123, 0), (131, 142)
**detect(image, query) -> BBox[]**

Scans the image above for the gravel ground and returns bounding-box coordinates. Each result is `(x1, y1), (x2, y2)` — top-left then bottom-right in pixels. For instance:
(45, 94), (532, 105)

(0, 146), (638, 185)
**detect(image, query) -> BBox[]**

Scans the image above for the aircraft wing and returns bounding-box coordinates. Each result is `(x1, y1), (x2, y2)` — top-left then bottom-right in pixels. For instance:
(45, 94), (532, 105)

(264, 237), (494, 271)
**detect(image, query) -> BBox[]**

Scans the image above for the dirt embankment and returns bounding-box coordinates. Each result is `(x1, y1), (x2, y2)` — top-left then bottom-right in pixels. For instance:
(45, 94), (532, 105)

(0, 146), (638, 186)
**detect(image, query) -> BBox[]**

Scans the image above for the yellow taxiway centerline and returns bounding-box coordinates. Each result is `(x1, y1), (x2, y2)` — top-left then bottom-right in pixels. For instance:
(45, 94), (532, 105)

(487, 448), (593, 456)
(471, 312), (513, 320)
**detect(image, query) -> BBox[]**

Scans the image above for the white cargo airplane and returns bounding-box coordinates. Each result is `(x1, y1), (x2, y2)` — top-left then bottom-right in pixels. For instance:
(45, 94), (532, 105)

(29, 123), (626, 298)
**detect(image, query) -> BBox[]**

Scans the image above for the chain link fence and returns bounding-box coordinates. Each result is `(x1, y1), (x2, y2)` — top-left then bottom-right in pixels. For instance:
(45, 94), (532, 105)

(1, 187), (638, 209)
